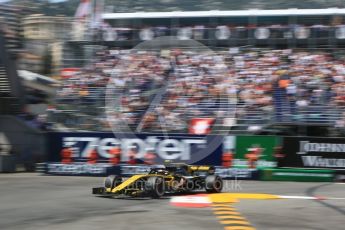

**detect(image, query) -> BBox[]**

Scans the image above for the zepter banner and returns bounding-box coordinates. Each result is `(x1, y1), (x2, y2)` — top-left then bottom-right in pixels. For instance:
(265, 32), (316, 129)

(47, 132), (224, 166)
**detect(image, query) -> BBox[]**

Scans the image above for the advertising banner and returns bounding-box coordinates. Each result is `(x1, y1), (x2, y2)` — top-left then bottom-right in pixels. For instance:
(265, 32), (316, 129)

(118, 165), (259, 180)
(226, 135), (280, 168)
(45, 163), (117, 176)
(215, 167), (259, 180)
(281, 137), (345, 169)
(44, 163), (151, 177)
(47, 132), (224, 166)
(43, 163), (259, 180)
(118, 165), (152, 177)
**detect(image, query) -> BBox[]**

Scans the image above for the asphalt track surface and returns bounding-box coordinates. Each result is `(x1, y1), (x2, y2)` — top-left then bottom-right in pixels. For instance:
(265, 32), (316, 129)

(0, 173), (344, 230)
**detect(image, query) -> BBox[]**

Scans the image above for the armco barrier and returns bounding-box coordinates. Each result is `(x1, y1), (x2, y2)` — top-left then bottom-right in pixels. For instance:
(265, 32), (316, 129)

(118, 166), (260, 180)
(113, 165), (260, 179)
(44, 163), (152, 176)
(42, 163), (259, 180)
(215, 167), (259, 180)
(116, 165), (152, 177)
(260, 168), (335, 182)
(45, 162), (116, 176)
(0, 155), (16, 172)
(335, 169), (345, 182)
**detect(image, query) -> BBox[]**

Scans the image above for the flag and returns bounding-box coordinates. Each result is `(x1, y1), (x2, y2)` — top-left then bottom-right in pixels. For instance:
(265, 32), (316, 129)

(61, 68), (80, 78)
(75, 0), (91, 19)
(189, 118), (215, 135)
(90, 0), (104, 28)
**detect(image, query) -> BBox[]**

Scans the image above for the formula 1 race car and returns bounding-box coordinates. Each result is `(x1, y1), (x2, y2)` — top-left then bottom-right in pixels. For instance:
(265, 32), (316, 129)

(92, 163), (223, 198)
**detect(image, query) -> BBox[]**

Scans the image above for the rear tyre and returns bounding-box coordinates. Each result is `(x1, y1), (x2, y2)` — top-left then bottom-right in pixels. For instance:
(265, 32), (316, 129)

(104, 175), (122, 190)
(205, 175), (223, 193)
(184, 178), (197, 193)
(145, 176), (165, 198)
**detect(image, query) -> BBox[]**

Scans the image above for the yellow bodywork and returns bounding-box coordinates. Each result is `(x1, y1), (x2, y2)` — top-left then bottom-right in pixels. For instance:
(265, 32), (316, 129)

(110, 174), (147, 193)
(189, 166), (211, 171)
(105, 174), (175, 194)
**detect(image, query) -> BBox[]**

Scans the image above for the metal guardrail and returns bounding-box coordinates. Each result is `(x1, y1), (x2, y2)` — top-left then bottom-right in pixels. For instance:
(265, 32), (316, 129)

(49, 98), (344, 133)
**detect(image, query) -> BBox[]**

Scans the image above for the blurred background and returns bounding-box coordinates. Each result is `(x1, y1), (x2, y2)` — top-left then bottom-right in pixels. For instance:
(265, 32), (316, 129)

(1, 0), (345, 172)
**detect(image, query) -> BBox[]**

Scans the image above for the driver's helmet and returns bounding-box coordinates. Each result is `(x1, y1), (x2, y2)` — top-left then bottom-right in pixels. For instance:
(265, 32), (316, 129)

(175, 166), (188, 176)
(163, 160), (172, 166)
(157, 169), (169, 175)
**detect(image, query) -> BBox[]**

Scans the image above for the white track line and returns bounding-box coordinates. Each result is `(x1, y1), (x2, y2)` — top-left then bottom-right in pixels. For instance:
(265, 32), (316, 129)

(279, 195), (318, 200)
(279, 195), (345, 200)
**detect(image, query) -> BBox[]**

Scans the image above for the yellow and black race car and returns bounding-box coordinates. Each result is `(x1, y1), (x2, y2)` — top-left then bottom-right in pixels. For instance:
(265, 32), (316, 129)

(92, 163), (223, 198)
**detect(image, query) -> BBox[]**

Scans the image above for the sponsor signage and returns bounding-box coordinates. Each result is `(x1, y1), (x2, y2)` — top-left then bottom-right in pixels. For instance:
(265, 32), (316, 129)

(231, 136), (280, 168)
(47, 132), (223, 165)
(45, 163), (112, 176)
(43, 163), (258, 180)
(113, 165), (259, 180)
(215, 167), (259, 180)
(282, 137), (345, 169)
(119, 165), (152, 176)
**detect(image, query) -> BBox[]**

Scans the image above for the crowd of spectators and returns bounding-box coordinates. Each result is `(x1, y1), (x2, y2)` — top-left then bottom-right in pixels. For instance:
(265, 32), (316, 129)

(228, 48), (345, 124)
(54, 49), (168, 131)
(106, 49), (169, 131)
(139, 49), (234, 132)
(53, 50), (110, 130)
(51, 47), (345, 132)
(272, 49), (345, 122)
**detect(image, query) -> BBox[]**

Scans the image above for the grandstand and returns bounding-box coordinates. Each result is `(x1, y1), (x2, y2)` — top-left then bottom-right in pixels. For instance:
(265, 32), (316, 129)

(52, 46), (345, 134)
(49, 9), (345, 135)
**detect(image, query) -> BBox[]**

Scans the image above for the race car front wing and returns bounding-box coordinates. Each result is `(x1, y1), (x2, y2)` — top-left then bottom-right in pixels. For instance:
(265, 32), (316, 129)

(92, 187), (107, 195)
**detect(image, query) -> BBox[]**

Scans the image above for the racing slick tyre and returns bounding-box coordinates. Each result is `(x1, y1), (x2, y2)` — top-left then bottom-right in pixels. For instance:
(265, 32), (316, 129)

(104, 175), (122, 190)
(205, 175), (223, 193)
(145, 176), (165, 198)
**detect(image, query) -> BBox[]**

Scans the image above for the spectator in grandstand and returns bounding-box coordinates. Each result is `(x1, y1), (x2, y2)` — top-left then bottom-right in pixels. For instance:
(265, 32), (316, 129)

(335, 112), (345, 127)
(51, 47), (345, 132)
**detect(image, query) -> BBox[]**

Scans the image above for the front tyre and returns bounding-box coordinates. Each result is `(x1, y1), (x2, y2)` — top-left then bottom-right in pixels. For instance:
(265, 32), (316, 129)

(145, 176), (165, 198)
(104, 175), (122, 190)
(205, 175), (223, 193)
